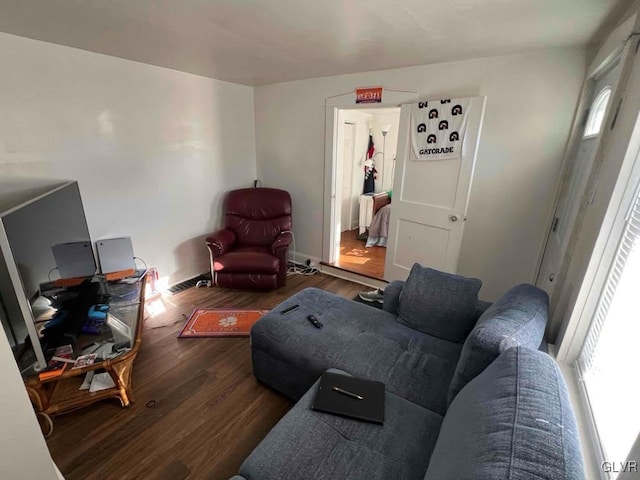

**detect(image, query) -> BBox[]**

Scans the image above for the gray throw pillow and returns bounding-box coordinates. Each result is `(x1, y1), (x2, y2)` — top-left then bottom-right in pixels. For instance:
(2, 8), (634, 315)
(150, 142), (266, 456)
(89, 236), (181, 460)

(397, 264), (481, 342)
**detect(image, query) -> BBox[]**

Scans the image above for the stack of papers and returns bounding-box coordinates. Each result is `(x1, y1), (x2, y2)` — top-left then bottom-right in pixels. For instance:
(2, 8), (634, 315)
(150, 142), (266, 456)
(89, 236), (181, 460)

(79, 371), (117, 392)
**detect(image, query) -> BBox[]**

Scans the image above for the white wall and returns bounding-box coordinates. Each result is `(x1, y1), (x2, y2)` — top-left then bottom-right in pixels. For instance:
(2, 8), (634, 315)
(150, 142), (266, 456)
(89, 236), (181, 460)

(0, 33), (257, 285)
(339, 110), (371, 230)
(255, 47), (587, 300)
(0, 323), (60, 480)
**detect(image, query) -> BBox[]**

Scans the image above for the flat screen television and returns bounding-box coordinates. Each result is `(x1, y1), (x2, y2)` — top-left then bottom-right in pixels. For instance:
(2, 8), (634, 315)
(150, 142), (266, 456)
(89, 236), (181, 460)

(0, 178), (93, 371)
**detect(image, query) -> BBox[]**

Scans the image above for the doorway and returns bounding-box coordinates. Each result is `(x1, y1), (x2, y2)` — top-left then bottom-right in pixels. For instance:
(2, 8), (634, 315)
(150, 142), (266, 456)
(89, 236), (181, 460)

(329, 108), (401, 280)
(322, 89), (418, 283)
(536, 57), (622, 302)
(322, 90), (486, 285)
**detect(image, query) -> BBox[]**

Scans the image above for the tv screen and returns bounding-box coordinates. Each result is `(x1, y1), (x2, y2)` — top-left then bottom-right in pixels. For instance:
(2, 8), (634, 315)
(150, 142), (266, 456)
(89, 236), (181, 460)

(0, 180), (92, 368)
(2, 182), (92, 300)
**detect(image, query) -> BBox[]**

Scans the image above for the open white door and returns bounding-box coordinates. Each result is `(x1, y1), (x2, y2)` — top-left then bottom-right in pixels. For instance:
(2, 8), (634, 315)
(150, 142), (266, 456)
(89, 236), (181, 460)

(384, 96), (486, 280)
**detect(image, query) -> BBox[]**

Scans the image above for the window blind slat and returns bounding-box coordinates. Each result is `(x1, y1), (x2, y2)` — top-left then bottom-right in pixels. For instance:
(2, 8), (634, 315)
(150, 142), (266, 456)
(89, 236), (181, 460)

(579, 184), (640, 372)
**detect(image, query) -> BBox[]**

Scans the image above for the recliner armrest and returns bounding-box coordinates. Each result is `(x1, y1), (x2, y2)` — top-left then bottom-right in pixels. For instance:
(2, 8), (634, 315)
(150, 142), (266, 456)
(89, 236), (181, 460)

(271, 231), (293, 254)
(206, 229), (236, 257)
(383, 280), (405, 315)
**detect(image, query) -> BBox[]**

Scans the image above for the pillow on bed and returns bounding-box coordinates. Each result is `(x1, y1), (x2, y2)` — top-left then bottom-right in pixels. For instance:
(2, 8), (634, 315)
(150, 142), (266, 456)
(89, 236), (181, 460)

(397, 264), (482, 342)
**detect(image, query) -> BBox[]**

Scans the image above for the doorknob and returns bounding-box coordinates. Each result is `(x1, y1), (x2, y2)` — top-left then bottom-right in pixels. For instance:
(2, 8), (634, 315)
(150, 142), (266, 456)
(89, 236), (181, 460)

(450, 215), (459, 222)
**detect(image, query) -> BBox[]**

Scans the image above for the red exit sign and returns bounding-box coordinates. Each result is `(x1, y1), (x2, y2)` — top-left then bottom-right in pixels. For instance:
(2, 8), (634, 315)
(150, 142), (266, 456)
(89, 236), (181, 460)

(355, 87), (383, 104)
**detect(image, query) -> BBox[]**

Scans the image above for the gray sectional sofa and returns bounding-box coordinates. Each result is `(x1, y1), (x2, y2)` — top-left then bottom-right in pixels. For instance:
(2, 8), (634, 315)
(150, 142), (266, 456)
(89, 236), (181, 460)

(232, 265), (585, 480)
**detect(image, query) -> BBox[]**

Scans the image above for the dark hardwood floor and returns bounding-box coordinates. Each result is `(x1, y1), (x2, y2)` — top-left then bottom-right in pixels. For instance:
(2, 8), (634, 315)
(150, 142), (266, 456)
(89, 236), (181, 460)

(330, 229), (386, 280)
(46, 273), (364, 480)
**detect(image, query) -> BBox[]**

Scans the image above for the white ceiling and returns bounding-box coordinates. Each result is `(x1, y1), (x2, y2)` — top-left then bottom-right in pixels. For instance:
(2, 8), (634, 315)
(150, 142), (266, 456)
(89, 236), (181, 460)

(0, 0), (630, 86)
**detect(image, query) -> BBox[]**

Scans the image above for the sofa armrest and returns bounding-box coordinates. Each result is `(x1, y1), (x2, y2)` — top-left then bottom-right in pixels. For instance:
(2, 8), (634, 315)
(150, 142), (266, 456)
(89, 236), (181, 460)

(272, 232), (292, 286)
(383, 280), (405, 315)
(271, 231), (293, 254)
(446, 284), (549, 405)
(206, 229), (236, 257)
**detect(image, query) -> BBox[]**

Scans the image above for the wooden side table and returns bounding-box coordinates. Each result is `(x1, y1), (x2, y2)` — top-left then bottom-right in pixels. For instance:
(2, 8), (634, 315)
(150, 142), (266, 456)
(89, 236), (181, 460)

(24, 276), (146, 435)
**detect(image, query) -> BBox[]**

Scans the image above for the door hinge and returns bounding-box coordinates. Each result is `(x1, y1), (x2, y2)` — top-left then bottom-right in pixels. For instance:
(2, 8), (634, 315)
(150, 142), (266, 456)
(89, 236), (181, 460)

(551, 216), (560, 232)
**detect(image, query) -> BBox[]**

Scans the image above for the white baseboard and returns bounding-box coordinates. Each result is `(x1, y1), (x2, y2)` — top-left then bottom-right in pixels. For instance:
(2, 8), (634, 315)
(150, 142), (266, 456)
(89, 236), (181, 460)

(319, 264), (388, 289)
(290, 251), (321, 268)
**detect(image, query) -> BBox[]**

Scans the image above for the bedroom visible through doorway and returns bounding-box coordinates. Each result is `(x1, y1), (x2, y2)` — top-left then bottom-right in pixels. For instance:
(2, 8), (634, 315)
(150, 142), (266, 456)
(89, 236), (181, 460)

(328, 107), (400, 280)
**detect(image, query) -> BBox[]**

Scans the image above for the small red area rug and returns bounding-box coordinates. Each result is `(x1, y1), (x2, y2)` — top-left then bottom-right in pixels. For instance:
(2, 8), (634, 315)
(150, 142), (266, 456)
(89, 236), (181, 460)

(178, 309), (269, 338)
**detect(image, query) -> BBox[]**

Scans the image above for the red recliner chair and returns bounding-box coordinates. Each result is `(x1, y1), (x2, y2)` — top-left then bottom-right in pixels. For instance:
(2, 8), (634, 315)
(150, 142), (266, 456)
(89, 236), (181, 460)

(206, 188), (292, 290)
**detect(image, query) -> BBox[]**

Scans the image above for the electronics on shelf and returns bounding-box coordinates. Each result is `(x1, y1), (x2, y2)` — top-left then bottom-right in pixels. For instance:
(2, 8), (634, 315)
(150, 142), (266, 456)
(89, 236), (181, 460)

(96, 237), (135, 275)
(52, 241), (96, 279)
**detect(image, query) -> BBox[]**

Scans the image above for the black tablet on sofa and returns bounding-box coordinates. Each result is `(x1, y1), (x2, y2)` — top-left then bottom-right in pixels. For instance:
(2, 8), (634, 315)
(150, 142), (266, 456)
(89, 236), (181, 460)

(311, 371), (385, 425)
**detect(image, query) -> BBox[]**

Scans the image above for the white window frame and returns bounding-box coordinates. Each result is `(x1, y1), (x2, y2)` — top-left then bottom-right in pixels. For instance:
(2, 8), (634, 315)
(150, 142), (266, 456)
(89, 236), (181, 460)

(552, 12), (640, 479)
(578, 171), (640, 477)
(557, 121), (640, 479)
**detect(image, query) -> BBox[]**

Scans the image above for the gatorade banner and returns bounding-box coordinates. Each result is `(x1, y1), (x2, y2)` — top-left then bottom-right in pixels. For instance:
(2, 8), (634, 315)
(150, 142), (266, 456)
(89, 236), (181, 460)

(410, 97), (471, 161)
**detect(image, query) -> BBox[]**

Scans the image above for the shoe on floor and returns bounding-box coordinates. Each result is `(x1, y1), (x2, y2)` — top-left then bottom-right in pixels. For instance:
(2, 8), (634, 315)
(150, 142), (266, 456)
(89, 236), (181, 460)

(358, 288), (384, 304)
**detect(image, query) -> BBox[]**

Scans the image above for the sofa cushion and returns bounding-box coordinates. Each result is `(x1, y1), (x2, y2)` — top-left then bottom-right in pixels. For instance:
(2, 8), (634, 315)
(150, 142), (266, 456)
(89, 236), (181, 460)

(397, 264), (482, 342)
(251, 288), (462, 414)
(446, 283), (548, 405)
(385, 280), (491, 321)
(239, 369), (444, 480)
(424, 347), (584, 480)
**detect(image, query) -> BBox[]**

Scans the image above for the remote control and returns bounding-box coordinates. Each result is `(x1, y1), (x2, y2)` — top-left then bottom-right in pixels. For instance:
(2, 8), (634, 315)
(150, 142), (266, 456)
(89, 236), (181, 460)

(281, 304), (300, 315)
(306, 314), (323, 329)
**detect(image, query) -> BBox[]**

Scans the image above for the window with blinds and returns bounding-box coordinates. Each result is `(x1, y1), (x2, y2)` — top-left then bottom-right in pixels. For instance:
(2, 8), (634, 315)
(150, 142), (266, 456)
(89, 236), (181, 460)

(578, 180), (640, 473)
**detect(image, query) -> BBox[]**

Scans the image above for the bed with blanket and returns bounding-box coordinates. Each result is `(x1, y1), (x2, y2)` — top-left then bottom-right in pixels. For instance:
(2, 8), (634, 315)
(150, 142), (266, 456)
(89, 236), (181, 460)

(366, 203), (391, 247)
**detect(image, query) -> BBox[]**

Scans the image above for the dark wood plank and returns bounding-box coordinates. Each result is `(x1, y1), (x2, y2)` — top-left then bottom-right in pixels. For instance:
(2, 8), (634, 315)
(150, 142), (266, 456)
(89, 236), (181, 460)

(46, 273), (365, 479)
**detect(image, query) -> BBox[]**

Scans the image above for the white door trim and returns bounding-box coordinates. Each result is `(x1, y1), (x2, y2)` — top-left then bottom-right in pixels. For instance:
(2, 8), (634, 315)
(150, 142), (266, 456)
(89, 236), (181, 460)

(534, 15), (636, 342)
(534, 58), (623, 291)
(555, 13), (640, 362)
(322, 90), (417, 264)
(534, 15), (635, 292)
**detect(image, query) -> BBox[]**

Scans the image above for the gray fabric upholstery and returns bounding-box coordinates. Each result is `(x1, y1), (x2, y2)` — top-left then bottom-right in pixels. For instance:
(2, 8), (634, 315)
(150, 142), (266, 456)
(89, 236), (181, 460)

(475, 299), (492, 318)
(386, 280), (490, 322)
(539, 338), (549, 353)
(425, 347), (584, 480)
(239, 369), (443, 480)
(397, 264), (482, 342)
(242, 279), (582, 480)
(383, 280), (405, 315)
(447, 283), (549, 405)
(251, 288), (462, 414)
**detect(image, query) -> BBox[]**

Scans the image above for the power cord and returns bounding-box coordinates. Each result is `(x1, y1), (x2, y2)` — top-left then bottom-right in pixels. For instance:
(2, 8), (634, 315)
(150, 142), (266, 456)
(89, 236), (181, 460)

(288, 260), (319, 276)
(36, 412), (54, 438)
(280, 230), (319, 276)
(133, 256), (148, 277)
(47, 267), (59, 281)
